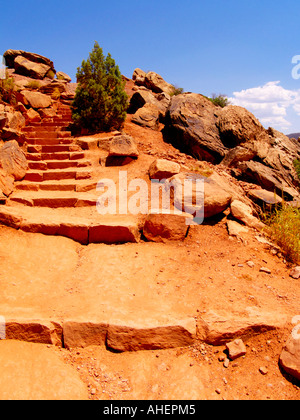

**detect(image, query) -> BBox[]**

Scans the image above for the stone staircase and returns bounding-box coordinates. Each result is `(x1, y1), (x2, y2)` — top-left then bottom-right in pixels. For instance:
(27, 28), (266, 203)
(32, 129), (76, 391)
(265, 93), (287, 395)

(0, 103), (141, 245)
(17, 104), (93, 194)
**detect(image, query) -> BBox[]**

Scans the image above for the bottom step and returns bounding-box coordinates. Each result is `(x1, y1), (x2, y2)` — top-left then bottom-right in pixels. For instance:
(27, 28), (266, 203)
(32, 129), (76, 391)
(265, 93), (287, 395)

(0, 206), (141, 245)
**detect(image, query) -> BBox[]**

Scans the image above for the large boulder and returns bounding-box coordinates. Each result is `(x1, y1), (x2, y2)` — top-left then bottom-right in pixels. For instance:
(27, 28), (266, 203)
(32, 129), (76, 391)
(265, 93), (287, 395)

(132, 68), (147, 86)
(169, 172), (232, 220)
(164, 93), (227, 163)
(216, 105), (269, 148)
(3, 49), (55, 79)
(19, 90), (52, 109)
(149, 159), (180, 180)
(230, 200), (265, 231)
(131, 103), (160, 130)
(56, 71), (72, 83)
(143, 210), (193, 242)
(14, 56), (51, 80)
(0, 140), (28, 181)
(144, 71), (174, 95)
(132, 68), (174, 95)
(128, 89), (170, 119)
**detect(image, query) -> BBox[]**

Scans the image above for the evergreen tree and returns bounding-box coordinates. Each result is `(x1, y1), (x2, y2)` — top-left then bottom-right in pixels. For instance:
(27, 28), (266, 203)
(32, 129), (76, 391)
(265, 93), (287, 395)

(72, 42), (128, 133)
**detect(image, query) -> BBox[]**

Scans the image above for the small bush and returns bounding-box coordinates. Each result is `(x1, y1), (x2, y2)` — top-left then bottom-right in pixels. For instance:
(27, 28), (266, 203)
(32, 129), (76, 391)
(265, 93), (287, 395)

(209, 93), (230, 108)
(26, 80), (41, 90)
(265, 203), (300, 264)
(170, 85), (184, 96)
(51, 87), (61, 100)
(0, 72), (17, 105)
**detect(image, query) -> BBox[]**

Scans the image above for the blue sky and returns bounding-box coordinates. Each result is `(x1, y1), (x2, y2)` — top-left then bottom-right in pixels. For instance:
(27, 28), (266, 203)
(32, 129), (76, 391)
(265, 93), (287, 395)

(1, 0), (300, 134)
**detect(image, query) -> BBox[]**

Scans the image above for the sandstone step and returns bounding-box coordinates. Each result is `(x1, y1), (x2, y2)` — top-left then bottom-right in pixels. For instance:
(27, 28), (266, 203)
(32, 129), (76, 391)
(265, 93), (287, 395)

(25, 131), (59, 139)
(0, 205), (141, 245)
(15, 179), (97, 192)
(8, 190), (98, 208)
(24, 169), (92, 182)
(35, 145), (73, 153)
(26, 138), (74, 146)
(23, 126), (60, 133)
(27, 160), (90, 170)
(26, 152), (75, 161)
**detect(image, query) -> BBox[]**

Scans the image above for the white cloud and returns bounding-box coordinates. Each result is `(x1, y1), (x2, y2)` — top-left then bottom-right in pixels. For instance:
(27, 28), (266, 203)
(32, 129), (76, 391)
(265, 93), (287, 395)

(229, 81), (300, 132)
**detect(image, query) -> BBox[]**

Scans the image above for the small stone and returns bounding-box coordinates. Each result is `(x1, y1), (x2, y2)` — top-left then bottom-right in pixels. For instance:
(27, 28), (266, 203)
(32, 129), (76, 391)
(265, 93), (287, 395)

(223, 358), (230, 368)
(215, 388), (221, 395)
(226, 339), (247, 360)
(259, 367), (268, 375)
(247, 261), (255, 268)
(289, 266), (300, 279)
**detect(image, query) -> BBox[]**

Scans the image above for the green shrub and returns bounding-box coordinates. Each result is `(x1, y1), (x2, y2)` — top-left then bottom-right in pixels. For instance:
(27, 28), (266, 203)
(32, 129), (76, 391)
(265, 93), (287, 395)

(26, 80), (41, 90)
(72, 42), (128, 133)
(209, 93), (230, 108)
(265, 203), (300, 264)
(170, 85), (184, 96)
(294, 159), (300, 180)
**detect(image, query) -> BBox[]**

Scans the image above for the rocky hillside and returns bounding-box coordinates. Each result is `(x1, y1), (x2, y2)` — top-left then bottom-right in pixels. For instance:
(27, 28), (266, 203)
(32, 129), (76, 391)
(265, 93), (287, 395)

(0, 49), (299, 399)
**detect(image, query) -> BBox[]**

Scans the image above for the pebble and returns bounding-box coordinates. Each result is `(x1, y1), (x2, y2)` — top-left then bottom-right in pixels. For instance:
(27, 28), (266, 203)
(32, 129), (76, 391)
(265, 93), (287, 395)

(259, 366), (268, 375)
(247, 261), (255, 268)
(289, 266), (300, 279)
(223, 358), (230, 368)
(260, 267), (271, 274)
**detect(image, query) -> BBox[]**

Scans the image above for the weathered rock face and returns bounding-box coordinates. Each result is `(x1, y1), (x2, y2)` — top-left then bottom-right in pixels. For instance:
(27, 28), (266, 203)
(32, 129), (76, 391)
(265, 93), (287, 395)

(248, 189), (283, 211)
(3, 49), (55, 79)
(164, 93), (227, 163)
(236, 160), (299, 201)
(0, 140), (28, 181)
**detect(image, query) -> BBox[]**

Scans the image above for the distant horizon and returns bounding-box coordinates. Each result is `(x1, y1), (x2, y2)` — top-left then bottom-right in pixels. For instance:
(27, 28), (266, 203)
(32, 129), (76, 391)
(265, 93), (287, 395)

(1, 0), (300, 134)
